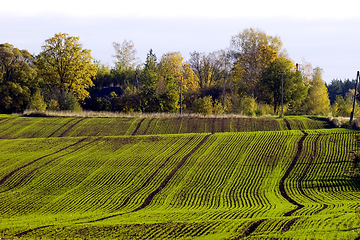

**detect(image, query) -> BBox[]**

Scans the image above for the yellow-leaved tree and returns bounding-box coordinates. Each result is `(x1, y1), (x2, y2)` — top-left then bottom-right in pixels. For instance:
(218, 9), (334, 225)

(158, 52), (199, 92)
(36, 33), (96, 103)
(304, 67), (330, 115)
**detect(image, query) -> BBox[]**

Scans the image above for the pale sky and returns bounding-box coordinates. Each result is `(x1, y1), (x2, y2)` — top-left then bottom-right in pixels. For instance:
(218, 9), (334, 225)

(1, 0), (360, 82)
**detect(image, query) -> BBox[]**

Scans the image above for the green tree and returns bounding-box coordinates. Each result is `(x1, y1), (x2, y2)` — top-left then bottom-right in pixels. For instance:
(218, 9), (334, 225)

(36, 33), (96, 102)
(260, 57), (307, 114)
(159, 74), (179, 112)
(304, 67), (330, 115)
(139, 49), (160, 112)
(140, 49), (158, 87)
(229, 28), (282, 96)
(0, 43), (38, 113)
(332, 89), (359, 117)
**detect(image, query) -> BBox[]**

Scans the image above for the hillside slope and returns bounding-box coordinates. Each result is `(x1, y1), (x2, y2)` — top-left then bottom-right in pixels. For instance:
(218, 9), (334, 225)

(0, 116), (358, 239)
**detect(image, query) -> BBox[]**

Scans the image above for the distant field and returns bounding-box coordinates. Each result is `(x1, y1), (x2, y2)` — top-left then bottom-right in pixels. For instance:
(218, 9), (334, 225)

(0, 115), (330, 138)
(0, 115), (359, 239)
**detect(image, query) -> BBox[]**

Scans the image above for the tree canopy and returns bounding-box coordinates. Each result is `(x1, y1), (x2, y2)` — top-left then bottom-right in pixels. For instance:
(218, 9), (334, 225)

(0, 43), (37, 113)
(230, 28), (283, 97)
(304, 67), (330, 115)
(36, 33), (96, 102)
(259, 56), (307, 113)
(0, 29), (354, 116)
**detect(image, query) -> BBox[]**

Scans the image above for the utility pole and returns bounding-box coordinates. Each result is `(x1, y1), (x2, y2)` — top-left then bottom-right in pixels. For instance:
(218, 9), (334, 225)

(350, 71), (359, 123)
(281, 72), (284, 117)
(179, 77), (183, 114)
(222, 76), (226, 107)
(133, 73), (137, 94)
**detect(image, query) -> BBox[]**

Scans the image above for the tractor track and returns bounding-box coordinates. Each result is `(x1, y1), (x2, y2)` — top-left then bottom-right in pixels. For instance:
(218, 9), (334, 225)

(284, 119), (291, 130)
(280, 130), (308, 217)
(281, 217), (300, 233)
(132, 118), (145, 135)
(298, 134), (321, 202)
(15, 225), (54, 238)
(143, 118), (155, 135)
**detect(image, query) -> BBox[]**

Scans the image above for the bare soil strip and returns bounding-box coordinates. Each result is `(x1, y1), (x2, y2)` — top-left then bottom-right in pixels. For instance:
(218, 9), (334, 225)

(58, 118), (85, 137)
(281, 217), (300, 233)
(284, 119), (291, 130)
(280, 130), (308, 216)
(132, 118), (145, 135)
(87, 134), (211, 223)
(15, 225), (54, 238)
(232, 219), (266, 240)
(0, 139), (87, 188)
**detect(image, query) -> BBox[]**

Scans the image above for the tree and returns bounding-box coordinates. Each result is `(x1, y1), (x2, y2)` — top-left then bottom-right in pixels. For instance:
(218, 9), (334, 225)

(188, 51), (212, 89)
(159, 74), (179, 112)
(326, 79), (343, 104)
(332, 89), (358, 117)
(112, 40), (139, 69)
(111, 40), (139, 89)
(207, 50), (230, 86)
(0, 43), (38, 113)
(157, 54), (200, 93)
(260, 57), (307, 113)
(181, 63), (200, 92)
(36, 33), (96, 102)
(139, 49), (160, 112)
(229, 28), (282, 96)
(304, 67), (330, 115)
(140, 49), (158, 87)
(158, 52), (184, 92)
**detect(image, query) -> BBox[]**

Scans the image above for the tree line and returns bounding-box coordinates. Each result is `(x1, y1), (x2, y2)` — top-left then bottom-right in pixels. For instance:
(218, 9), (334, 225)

(0, 28), (358, 116)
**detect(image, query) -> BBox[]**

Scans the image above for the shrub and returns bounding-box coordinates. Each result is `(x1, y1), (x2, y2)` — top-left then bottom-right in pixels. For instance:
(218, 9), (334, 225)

(28, 91), (47, 111)
(192, 96), (213, 115)
(213, 100), (224, 115)
(47, 99), (60, 111)
(239, 96), (258, 116)
(256, 104), (273, 116)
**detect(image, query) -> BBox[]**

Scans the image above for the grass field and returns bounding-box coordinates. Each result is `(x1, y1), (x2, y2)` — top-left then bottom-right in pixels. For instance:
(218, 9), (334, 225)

(0, 115), (359, 239)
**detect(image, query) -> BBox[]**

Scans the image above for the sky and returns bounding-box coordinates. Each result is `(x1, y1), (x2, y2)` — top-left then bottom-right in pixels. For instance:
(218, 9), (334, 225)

(1, 0), (360, 82)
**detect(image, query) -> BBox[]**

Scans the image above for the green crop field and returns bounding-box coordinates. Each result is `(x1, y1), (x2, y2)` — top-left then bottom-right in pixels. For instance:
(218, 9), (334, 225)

(0, 115), (359, 239)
